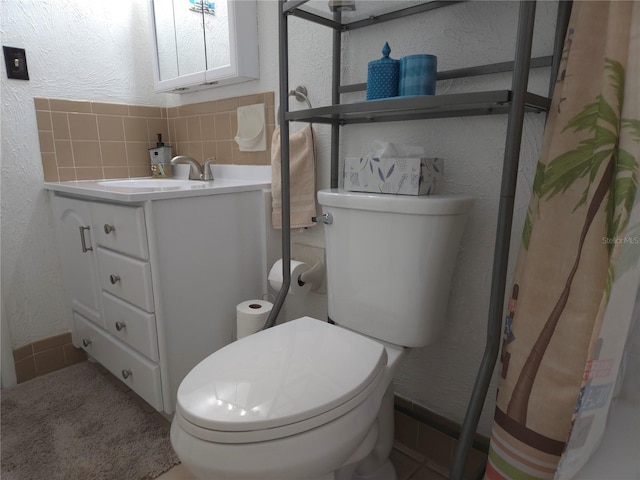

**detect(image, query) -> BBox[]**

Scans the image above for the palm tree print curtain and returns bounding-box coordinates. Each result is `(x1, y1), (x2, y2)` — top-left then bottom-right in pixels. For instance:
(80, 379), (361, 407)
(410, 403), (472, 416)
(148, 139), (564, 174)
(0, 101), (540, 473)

(486, 1), (639, 479)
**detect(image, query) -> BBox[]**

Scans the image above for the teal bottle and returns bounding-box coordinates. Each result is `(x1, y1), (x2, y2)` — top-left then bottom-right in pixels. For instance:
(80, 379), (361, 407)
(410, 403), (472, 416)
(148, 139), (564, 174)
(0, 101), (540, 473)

(366, 42), (399, 100)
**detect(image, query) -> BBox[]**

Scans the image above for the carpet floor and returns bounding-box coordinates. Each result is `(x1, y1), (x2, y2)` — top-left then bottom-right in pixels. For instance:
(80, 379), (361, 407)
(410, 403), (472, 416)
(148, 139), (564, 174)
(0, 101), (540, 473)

(1, 361), (179, 480)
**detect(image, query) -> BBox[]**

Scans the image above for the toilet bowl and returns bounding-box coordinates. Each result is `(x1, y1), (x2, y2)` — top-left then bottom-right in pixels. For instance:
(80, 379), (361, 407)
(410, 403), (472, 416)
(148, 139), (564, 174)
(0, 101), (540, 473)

(171, 190), (473, 479)
(171, 316), (405, 480)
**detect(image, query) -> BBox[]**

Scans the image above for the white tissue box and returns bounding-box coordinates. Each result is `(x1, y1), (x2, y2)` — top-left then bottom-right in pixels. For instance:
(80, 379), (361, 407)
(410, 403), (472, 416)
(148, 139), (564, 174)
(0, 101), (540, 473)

(343, 157), (443, 195)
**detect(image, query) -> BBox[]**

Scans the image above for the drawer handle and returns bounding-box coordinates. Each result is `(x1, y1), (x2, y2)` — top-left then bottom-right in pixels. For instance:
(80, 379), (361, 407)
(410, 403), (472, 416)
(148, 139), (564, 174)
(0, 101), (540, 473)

(115, 321), (126, 331)
(78, 226), (93, 252)
(121, 369), (132, 379)
(104, 224), (115, 234)
(82, 338), (92, 347)
(109, 274), (120, 285)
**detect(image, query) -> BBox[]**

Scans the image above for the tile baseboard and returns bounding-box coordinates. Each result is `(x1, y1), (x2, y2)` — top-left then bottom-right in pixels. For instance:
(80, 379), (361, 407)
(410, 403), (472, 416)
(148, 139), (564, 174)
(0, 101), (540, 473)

(394, 394), (489, 480)
(12, 332), (87, 384)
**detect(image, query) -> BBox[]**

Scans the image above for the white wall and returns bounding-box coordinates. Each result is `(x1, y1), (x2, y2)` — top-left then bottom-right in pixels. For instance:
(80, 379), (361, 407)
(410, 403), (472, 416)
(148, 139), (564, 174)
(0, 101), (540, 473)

(1, 0), (558, 435)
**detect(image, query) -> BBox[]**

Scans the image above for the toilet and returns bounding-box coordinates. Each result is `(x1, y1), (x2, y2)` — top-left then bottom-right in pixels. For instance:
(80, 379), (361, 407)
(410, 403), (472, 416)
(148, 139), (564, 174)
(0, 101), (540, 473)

(171, 189), (473, 480)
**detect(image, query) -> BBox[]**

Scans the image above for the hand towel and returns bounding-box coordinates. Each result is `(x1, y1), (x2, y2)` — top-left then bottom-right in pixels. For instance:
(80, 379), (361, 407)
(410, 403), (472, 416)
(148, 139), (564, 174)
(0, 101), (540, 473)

(271, 124), (317, 230)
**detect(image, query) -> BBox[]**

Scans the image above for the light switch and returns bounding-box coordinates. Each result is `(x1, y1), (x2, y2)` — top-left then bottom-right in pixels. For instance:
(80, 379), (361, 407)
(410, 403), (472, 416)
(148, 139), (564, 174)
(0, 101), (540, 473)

(3, 46), (29, 80)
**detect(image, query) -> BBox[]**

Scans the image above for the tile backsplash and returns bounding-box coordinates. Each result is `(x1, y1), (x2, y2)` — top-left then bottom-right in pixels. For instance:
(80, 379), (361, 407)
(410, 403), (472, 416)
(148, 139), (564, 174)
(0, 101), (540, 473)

(167, 92), (275, 168)
(35, 92), (275, 182)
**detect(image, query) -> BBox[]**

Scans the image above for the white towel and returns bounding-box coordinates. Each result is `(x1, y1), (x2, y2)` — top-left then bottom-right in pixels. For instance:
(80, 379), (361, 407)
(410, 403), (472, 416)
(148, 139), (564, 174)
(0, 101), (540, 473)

(271, 125), (317, 231)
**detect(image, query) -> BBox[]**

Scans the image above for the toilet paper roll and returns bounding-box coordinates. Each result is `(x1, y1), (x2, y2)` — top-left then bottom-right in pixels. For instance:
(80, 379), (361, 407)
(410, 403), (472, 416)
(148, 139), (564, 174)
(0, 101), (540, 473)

(236, 300), (273, 340)
(268, 259), (313, 296)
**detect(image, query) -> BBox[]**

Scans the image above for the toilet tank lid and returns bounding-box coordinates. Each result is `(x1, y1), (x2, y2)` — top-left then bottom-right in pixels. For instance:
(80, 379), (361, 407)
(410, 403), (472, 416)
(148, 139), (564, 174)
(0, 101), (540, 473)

(176, 316), (387, 432)
(318, 189), (473, 215)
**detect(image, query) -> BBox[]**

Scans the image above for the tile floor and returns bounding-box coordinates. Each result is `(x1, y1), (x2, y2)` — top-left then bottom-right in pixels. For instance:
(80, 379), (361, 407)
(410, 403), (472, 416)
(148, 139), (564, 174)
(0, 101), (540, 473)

(157, 443), (448, 480)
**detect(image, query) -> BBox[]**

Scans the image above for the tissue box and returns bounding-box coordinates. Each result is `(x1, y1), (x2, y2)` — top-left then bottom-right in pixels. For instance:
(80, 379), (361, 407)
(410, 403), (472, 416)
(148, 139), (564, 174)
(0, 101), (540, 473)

(344, 157), (443, 195)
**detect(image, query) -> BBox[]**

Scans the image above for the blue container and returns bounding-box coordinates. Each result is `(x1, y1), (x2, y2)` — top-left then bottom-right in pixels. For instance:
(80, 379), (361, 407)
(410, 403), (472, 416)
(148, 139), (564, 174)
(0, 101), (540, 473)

(366, 42), (399, 100)
(399, 54), (437, 96)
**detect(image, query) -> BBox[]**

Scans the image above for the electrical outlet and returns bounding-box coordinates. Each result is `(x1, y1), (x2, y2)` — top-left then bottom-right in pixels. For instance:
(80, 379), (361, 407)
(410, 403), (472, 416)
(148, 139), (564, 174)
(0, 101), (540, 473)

(292, 243), (326, 294)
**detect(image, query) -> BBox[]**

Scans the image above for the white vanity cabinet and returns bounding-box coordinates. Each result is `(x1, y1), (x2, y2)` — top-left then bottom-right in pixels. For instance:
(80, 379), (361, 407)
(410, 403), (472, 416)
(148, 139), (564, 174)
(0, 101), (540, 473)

(52, 196), (163, 410)
(49, 185), (270, 414)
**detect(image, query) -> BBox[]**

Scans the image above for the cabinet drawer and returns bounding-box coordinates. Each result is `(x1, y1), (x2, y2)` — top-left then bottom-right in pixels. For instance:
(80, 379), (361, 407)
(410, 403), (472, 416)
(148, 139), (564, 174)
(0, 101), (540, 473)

(73, 313), (163, 411)
(96, 248), (154, 312)
(90, 202), (149, 259)
(103, 292), (159, 362)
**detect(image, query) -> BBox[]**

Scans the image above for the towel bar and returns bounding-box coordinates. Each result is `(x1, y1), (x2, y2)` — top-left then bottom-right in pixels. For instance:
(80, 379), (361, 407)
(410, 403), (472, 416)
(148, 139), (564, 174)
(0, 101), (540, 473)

(277, 85), (313, 124)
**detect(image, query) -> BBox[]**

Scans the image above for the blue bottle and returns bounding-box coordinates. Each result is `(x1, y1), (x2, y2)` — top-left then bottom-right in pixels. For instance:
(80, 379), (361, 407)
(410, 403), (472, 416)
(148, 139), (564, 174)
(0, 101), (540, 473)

(366, 42), (399, 100)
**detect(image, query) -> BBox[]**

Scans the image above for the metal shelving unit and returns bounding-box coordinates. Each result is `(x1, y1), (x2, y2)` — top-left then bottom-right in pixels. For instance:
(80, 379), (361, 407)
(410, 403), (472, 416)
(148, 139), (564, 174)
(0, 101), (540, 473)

(268, 1), (573, 478)
(286, 90), (551, 124)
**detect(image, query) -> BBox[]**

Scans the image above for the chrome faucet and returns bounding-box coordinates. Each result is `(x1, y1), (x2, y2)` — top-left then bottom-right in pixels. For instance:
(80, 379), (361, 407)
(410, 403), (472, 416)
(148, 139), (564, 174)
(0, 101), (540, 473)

(170, 156), (215, 181)
(203, 157), (215, 181)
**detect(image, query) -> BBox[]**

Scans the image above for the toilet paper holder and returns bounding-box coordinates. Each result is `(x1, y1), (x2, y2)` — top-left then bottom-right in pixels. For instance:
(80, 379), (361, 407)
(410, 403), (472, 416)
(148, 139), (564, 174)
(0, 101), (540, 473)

(297, 259), (324, 287)
(268, 258), (325, 295)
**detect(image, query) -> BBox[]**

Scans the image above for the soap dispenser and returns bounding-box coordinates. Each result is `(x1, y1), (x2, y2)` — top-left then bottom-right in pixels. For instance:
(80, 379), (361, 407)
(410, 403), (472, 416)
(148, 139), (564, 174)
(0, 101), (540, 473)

(366, 42), (400, 100)
(149, 134), (173, 178)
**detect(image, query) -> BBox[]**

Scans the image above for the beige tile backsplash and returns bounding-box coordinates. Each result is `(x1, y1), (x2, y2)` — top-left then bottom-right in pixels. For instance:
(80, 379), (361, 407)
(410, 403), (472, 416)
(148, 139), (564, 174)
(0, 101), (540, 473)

(35, 92), (275, 182)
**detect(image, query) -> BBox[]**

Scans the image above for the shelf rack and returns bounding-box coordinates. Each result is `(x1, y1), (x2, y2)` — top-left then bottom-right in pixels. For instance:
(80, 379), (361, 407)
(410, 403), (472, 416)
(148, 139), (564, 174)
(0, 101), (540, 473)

(286, 90), (551, 124)
(267, 1), (573, 478)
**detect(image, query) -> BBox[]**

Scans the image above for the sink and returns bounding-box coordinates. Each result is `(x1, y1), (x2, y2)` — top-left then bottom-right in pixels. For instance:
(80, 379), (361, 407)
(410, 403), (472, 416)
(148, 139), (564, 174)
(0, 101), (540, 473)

(99, 179), (206, 189)
(44, 166), (270, 202)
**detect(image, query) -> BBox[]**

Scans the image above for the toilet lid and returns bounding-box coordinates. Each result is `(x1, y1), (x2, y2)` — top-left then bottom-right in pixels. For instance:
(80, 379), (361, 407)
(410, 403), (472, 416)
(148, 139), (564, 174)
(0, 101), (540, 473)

(176, 316), (387, 433)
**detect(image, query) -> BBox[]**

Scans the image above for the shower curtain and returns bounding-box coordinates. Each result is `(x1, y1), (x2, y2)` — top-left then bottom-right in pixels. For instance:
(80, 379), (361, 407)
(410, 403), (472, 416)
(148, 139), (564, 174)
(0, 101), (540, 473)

(486, 1), (640, 479)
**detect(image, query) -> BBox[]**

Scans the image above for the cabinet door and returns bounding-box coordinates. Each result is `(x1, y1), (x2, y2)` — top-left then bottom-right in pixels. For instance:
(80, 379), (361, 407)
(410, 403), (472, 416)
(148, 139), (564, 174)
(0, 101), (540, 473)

(51, 196), (102, 326)
(149, 0), (258, 93)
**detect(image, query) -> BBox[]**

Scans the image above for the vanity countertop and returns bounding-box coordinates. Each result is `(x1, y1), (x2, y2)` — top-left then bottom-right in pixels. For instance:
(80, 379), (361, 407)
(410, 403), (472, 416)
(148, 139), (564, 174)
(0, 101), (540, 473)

(44, 166), (271, 202)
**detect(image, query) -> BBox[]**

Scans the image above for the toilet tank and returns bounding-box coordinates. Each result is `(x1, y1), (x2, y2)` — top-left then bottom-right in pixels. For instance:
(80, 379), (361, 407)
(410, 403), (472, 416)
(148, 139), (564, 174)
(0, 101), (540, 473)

(318, 189), (472, 348)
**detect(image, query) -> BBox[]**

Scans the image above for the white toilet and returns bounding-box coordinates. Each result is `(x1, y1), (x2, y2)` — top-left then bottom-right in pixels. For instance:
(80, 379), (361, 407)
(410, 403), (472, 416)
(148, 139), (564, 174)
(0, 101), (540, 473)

(171, 189), (473, 480)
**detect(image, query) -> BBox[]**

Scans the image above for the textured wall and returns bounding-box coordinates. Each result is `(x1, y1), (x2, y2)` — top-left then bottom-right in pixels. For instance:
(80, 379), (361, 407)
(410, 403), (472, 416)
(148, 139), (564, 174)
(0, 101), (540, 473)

(1, 0), (559, 436)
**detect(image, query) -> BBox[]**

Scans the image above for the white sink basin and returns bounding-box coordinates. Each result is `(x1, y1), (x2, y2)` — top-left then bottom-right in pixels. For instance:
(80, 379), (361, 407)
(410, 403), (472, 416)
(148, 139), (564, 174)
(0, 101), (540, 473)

(44, 166), (271, 202)
(99, 179), (205, 189)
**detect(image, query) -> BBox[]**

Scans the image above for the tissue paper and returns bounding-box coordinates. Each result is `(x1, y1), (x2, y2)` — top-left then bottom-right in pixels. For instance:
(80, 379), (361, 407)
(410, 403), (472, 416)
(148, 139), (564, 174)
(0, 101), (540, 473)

(344, 142), (443, 195)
